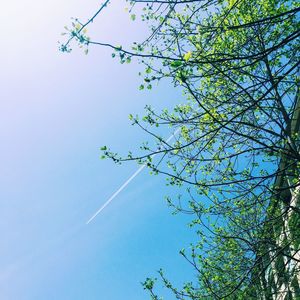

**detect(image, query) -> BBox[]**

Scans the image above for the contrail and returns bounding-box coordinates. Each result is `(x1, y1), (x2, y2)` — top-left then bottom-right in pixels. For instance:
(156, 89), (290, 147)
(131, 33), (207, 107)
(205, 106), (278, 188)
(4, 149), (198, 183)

(86, 164), (146, 224)
(86, 128), (180, 224)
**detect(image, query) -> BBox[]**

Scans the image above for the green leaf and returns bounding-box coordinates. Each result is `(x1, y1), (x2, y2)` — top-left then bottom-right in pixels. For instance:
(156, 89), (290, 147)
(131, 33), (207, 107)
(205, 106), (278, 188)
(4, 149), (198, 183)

(170, 61), (182, 68)
(183, 51), (192, 61)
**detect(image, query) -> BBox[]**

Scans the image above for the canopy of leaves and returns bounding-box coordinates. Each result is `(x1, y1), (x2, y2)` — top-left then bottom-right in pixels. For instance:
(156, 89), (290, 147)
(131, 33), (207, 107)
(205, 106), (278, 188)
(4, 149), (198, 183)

(62, 0), (300, 298)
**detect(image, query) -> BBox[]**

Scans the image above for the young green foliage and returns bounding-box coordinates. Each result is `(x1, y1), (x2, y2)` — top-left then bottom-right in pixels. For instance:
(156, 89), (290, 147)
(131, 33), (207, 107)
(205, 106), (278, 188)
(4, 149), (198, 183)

(62, 0), (300, 298)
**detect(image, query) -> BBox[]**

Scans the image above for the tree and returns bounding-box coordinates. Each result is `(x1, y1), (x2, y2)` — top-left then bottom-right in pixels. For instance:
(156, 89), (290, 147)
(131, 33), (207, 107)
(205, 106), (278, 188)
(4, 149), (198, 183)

(62, 0), (300, 298)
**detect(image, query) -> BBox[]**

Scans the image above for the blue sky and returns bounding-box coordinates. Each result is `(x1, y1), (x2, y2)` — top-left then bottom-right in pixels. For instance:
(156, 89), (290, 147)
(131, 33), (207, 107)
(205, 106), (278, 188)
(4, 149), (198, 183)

(0, 1), (197, 299)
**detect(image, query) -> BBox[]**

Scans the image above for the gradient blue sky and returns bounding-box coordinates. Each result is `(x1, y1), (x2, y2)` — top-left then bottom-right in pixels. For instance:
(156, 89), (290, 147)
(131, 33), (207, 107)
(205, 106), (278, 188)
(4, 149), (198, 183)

(0, 1), (197, 299)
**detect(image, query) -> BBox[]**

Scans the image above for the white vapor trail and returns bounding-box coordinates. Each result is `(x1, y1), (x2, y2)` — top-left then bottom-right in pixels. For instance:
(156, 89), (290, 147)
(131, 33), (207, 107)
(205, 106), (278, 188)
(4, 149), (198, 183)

(86, 128), (181, 224)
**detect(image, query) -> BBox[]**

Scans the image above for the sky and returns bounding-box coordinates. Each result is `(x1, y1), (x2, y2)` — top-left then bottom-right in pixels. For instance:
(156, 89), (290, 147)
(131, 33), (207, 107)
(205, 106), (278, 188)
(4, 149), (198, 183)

(0, 1), (197, 299)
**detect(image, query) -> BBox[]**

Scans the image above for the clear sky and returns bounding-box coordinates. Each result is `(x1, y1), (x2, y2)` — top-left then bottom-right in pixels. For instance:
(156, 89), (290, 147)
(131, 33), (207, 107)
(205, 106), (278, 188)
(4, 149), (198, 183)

(0, 1), (197, 299)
